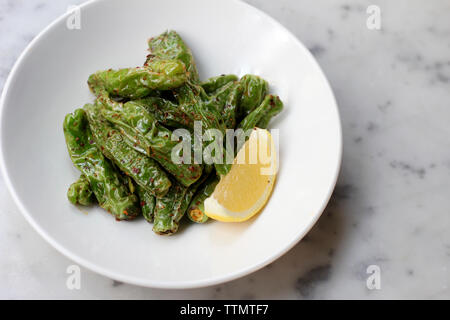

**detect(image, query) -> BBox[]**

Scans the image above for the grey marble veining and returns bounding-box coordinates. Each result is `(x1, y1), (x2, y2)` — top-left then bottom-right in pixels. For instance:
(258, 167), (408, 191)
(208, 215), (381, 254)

(1, 0), (450, 299)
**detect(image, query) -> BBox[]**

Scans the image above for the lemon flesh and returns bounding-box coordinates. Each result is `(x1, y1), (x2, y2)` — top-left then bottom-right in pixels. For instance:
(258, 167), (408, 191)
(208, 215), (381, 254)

(205, 128), (277, 222)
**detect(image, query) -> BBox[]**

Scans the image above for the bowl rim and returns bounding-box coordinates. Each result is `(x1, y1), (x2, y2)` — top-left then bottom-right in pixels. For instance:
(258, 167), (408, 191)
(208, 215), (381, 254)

(0, 0), (342, 289)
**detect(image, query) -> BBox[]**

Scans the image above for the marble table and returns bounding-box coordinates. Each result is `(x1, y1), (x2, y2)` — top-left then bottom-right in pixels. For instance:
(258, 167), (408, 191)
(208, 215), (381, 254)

(1, 0), (449, 299)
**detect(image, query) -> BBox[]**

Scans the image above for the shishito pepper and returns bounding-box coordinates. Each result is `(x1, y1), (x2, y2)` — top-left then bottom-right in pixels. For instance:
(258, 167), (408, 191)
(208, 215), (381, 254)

(256, 96), (284, 129)
(63, 109), (140, 220)
(186, 173), (220, 223)
(88, 59), (187, 99)
(147, 31), (226, 132)
(67, 175), (96, 206)
(238, 74), (269, 120)
(175, 83), (225, 132)
(238, 94), (283, 130)
(147, 31), (221, 128)
(216, 94), (284, 176)
(84, 103), (171, 198)
(146, 30), (200, 83)
(152, 180), (192, 235)
(201, 74), (239, 94)
(133, 96), (195, 130)
(147, 31), (229, 169)
(136, 185), (156, 223)
(218, 81), (243, 129)
(153, 165), (212, 235)
(97, 92), (203, 187)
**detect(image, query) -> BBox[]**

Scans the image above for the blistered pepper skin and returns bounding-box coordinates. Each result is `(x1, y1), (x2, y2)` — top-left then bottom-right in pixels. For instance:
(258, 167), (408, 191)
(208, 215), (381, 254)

(216, 95), (284, 176)
(152, 180), (190, 235)
(98, 93), (203, 187)
(153, 165), (212, 234)
(257, 101), (283, 128)
(63, 109), (140, 220)
(147, 30), (228, 171)
(84, 103), (171, 198)
(238, 75), (269, 120)
(219, 82), (243, 129)
(201, 74), (239, 94)
(146, 31), (224, 132)
(147, 30), (226, 132)
(239, 94), (284, 130)
(136, 185), (156, 223)
(177, 83), (225, 132)
(67, 175), (96, 206)
(187, 173), (219, 223)
(147, 30), (199, 83)
(147, 31), (233, 179)
(134, 97), (195, 130)
(88, 59), (187, 99)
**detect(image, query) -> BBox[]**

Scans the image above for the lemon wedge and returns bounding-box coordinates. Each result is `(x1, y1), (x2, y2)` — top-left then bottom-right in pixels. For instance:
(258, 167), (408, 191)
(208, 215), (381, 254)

(205, 128), (277, 222)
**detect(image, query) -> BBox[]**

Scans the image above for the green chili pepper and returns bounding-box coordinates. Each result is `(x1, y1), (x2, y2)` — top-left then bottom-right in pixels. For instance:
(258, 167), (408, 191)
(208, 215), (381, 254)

(146, 30), (207, 126)
(147, 31), (227, 158)
(67, 175), (96, 206)
(98, 92), (203, 187)
(220, 82), (243, 129)
(204, 81), (236, 113)
(238, 74), (269, 120)
(256, 96), (284, 129)
(201, 74), (239, 94)
(216, 95), (284, 176)
(152, 180), (190, 235)
(195, 80), (243, 175)
(63, 30), (284, 233)
(147, 31), (226, 131)
(187, 173), (219, 223)
(84, 103), (171, 198)
(177, 83), (225, 132)
(136, 185), (156, 223)
(88, 59), (187, 99)
(63, 109), (140, 220)
(133, 96), (195, 130)
(153, 165), (212, 235)
(147, 30), (199, 83)
(238, 94), (283, 130)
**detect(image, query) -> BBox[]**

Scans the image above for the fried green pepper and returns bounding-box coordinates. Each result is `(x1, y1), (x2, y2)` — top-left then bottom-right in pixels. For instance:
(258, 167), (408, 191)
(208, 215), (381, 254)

(147, 31), (227, 152)
(256, 100), (283, 129)
(63, 109), (140, 220)
(136, 185), (156, 223)
(84, 103), (171, 197)
(205, 81), (236, 113)
(146, 30), (226, 131)
(88, 59), (187, 99)
(238, 94), (283, 130)
(152, 180), (191, 235)
(192, 80), (243, 175)
(118, 175), (155, 222)
(133, 96), (195, 130)
(201, 74), (239, 94)
(238, 74), (269, 120)
(67, 175), (96, 206)
(220, 82), (243, 129)
(187, 173), (219, 223)
(147, 30), (199, 83)
(176, 83), (225, 132)
(216, 95), (284, 176)
(98, 93), (203, 187)
(153, 166), (212, 234)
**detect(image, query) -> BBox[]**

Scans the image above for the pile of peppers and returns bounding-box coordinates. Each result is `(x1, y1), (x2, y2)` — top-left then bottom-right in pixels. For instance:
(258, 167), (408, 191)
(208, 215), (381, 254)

(63, 31), (283, 235)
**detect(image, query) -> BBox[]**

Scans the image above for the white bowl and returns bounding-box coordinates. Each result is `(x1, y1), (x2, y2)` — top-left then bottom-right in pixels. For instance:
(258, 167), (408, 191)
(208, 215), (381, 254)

(0, 0), (341, 288)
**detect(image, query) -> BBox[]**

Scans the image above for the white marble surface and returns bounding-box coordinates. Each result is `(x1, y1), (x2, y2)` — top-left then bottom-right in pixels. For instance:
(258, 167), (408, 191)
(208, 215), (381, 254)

(1, 0), (450, 299)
